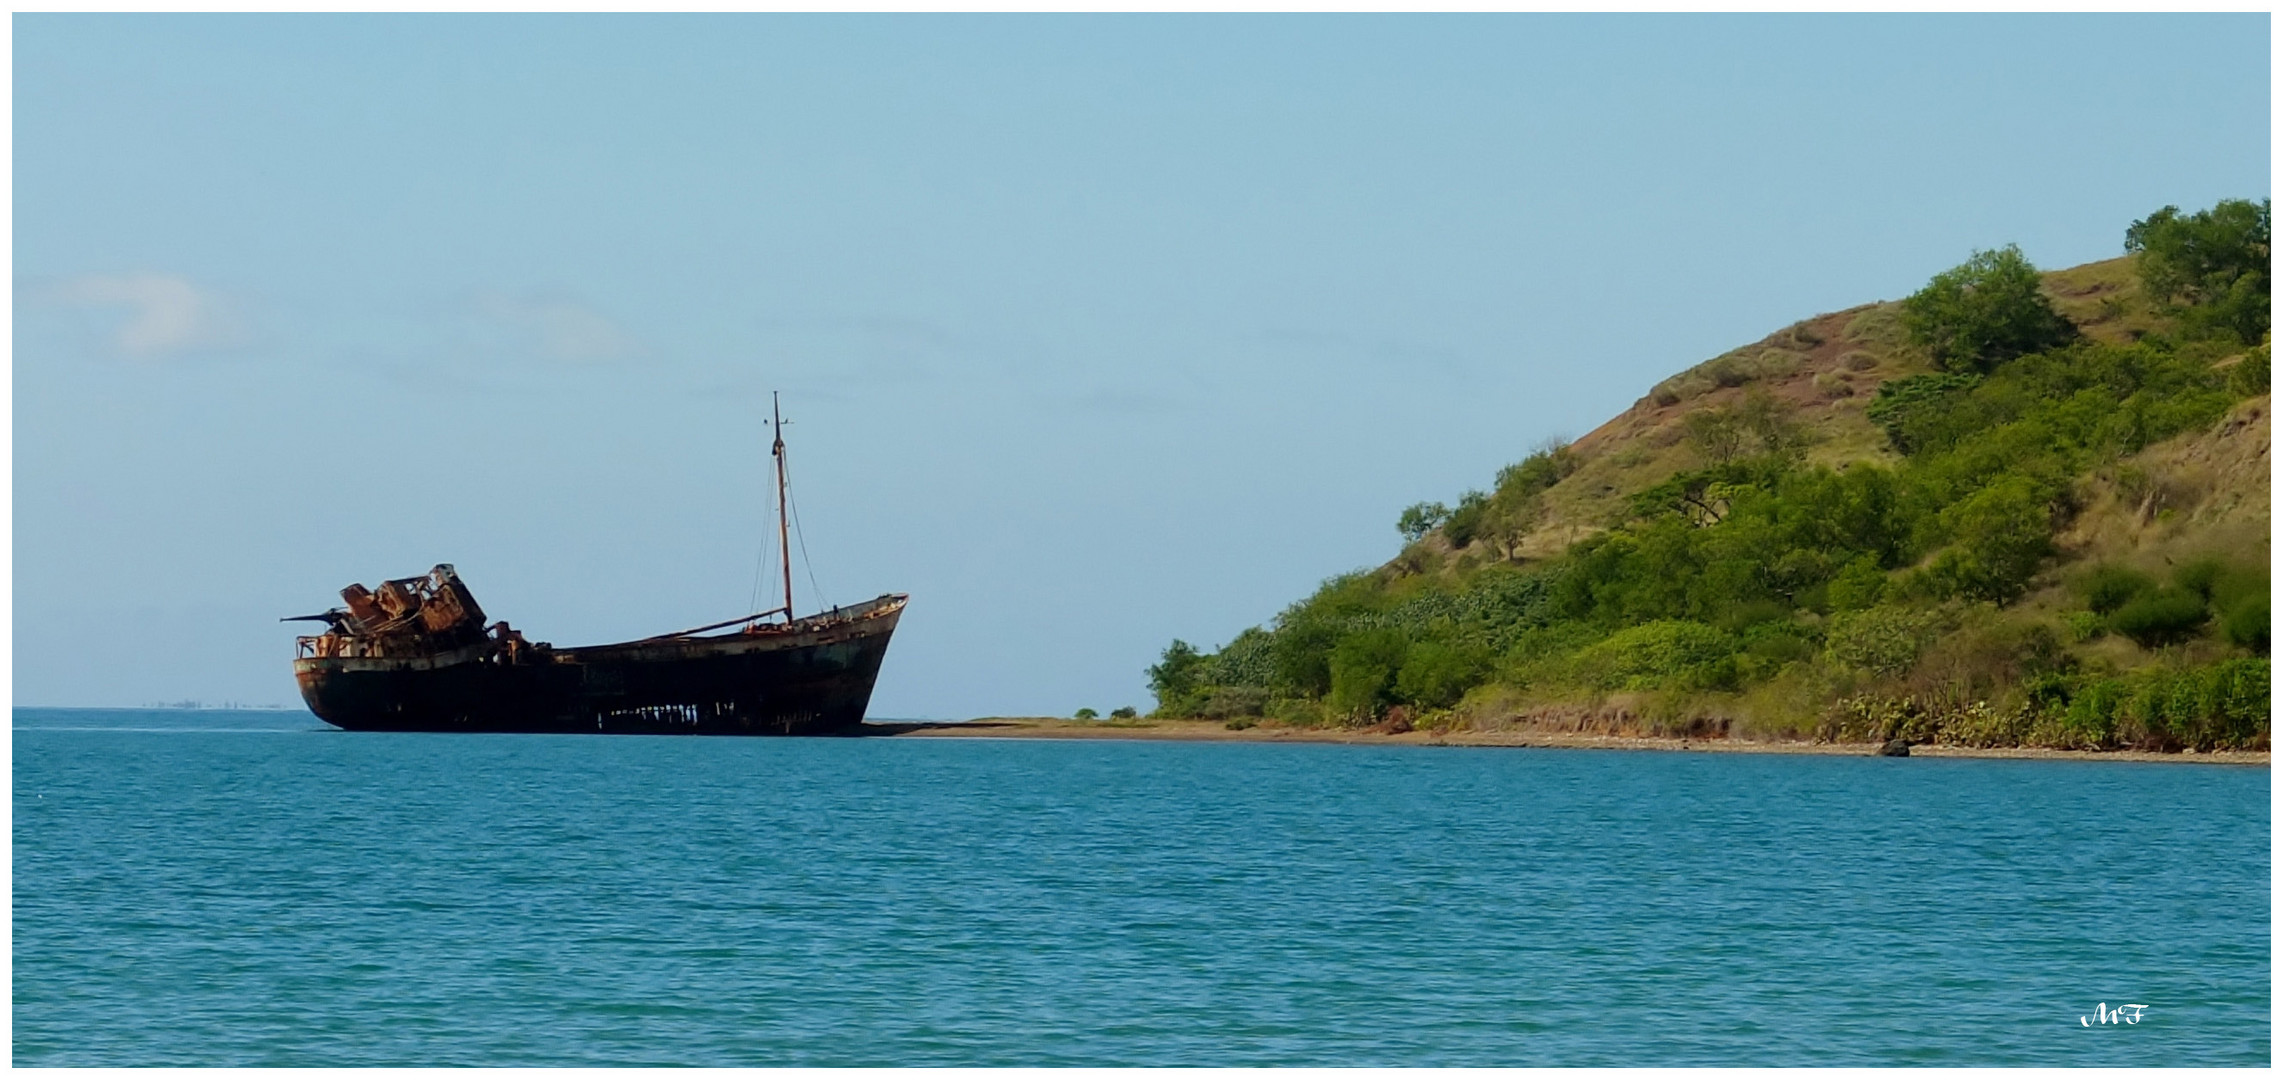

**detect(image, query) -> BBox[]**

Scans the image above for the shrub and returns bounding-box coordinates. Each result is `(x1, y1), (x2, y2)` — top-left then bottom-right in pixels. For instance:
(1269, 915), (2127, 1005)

(1395, 640), (1490, 709)
(1570, 620), (1735, 691)
(1707, 355), (1753, 388)
(1865, 372), (1981, 454)
(2113, 465), (2171, 514)
(1328, 629), (1411, 718)
(1740, 631), (1814, 681)
(1745, 632), (1814, 664)
(2023, 670), (2075, 711)
(2082, 659), (2272, 750)
(1687, 655), (1743, 692)
(1843, 306), (1908, 349)
(1721, 598), (1794, 632)
(1900, 615), (2073, 711)
(1073, 708), (1098, 720)
(1265, 696), (1328, 728)
(2173, 557), (2230, 603)
(1822, 695), (1938, 744)
(2172, 559), (2267, 627)
(1924, 476), (2057, 604)
(1110, 706), (1138, 719)
(1826, 606), (1947, 677)
(2013, 622), (2074, 676)
(1494, 443), (1579, 500)
(1849, 660), (2280, 752)
(2078, 564), (2156, 615)
(1198, 686), (1269, 720)
(1900, 244), (2077, 373)
(1493, 622), (1605, 688)
(2223, 596), (2269, 652)
(2230, 346), (2271, 395)
(2109, 589), (2208, 648)
(1938, 700), (2034, 748)
(1264, 619), (1339, 698)
(1826, 554), (1890, 613)
(2059, 681), (2125, 748)
(1443, 491), (1491, 548)
(1754, 351), (1802, 379)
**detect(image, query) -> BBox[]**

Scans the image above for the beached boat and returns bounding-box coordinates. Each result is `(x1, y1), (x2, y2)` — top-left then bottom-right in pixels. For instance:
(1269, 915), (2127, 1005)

(288, 397), (905, 735)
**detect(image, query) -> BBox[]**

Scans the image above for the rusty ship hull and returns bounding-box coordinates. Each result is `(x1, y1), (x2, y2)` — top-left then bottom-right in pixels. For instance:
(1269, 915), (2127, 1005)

(291, 566), (906, 736)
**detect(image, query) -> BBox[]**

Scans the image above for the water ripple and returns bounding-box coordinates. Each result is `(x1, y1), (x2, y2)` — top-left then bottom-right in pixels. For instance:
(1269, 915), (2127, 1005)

(13, 708), (2270, 1065)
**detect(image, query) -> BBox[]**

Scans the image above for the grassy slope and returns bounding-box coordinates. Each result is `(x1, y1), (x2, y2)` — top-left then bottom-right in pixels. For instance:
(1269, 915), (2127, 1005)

(1359, 255), (2266, 739)
(1466, 257), (2164, 565)
(1420, 256), (2264, 583)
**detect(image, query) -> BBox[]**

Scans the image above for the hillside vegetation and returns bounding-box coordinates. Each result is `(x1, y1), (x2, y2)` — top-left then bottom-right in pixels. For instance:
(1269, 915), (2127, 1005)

(1150, 199), (2272, 752)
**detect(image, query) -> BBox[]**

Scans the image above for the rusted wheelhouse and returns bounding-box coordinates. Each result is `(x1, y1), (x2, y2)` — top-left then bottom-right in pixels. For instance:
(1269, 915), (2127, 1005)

(291, 564), (510, 661)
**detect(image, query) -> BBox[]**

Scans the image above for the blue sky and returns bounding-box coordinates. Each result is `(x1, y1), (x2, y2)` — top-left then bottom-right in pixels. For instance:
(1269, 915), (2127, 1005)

(12, 15), (2271, 716)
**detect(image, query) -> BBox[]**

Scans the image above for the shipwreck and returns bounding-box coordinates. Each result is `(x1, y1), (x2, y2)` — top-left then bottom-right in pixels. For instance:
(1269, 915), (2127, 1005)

(288, 397), (906, 735)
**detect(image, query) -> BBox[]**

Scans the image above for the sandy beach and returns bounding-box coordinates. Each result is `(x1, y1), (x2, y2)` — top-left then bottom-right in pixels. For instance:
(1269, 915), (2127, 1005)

(871, 716), (2271, 765)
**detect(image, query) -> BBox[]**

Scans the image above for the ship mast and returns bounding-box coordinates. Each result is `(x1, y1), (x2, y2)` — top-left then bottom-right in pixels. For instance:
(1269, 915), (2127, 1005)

(773, 391), (794, 624)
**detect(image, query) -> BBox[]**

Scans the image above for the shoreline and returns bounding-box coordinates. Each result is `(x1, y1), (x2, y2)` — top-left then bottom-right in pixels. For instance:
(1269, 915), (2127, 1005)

(870, 716), (2271, 765)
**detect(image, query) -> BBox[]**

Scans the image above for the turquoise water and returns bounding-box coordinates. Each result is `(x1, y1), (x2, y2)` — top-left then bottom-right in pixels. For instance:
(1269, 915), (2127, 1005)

(14, 708), (2270, 1066)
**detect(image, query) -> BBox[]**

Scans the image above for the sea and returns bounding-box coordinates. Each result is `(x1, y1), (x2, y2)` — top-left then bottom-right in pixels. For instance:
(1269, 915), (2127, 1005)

(13, 707), (2271, 1066)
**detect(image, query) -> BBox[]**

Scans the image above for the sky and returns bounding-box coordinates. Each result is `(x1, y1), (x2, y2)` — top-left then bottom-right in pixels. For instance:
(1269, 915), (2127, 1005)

(11, 14), (2272, 717)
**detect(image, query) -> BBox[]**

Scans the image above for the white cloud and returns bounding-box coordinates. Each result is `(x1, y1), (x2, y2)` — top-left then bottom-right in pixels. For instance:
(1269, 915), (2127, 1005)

(35, 272), (242, 357)
(474, 292), (640, 364)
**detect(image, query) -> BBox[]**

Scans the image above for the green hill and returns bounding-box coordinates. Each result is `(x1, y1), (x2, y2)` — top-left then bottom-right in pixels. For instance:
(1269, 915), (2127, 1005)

(1149, 200), (2272, 753)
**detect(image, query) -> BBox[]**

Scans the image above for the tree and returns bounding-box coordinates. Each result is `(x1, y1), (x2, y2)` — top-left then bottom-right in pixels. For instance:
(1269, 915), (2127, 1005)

(1682, 408), (1747, 464)
(1825, 553), (1889, 613)
(1900, 245), (2076, 372)
(1733, 388), (1806, 459)
(1442, 490), (1491, 547)
(1864, 372), (1982, 454)
(2125, 198), (2272, 344)
(1681, 390), (1803, 465)
(1268, 619), (1339, 697)
(2110, 590), (2208, 649)
(1395, 640), (1490, 708)
(1397, 501), (1450, 541)
(1924, 475), (2057, 604)
(1493, 441), (1579, 498)
(1146, 639), (1208, 716)
(1327, 629), (1410, 718)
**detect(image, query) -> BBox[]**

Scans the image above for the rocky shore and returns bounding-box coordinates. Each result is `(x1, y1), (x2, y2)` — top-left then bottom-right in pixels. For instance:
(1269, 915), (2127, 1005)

(869, 716), (2270, 765)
